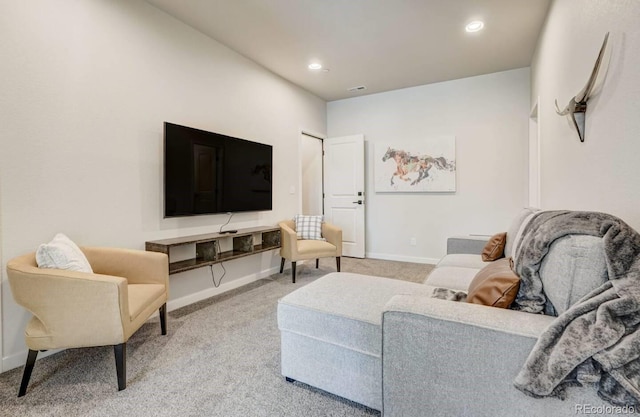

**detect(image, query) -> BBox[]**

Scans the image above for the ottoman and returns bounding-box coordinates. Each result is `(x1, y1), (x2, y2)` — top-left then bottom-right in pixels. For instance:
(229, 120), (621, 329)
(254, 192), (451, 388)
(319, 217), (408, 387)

(277, 272), (435, 410)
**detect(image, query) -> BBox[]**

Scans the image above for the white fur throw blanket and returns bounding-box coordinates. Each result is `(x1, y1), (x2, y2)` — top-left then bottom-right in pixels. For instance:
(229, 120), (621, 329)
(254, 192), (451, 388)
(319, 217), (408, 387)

(512, 211), (640, 406)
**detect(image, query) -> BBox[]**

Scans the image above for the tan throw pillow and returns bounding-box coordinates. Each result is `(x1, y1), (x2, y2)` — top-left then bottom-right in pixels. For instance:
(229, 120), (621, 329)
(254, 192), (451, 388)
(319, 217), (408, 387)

(481, 232), (507, 262)
(467, 258), (520, 308)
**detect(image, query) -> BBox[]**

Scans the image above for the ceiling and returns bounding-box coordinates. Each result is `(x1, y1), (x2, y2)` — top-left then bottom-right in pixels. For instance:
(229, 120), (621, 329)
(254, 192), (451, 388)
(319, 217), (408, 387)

(145, 0), (551, 101)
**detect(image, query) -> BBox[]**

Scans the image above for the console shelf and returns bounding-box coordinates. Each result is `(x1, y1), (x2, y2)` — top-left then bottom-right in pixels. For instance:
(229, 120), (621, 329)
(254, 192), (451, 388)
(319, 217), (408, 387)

(145, 226), (281, 275)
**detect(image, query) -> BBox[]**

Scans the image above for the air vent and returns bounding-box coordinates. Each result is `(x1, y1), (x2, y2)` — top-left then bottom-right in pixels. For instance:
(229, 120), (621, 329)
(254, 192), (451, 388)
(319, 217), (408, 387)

(347, 85), (367, 92)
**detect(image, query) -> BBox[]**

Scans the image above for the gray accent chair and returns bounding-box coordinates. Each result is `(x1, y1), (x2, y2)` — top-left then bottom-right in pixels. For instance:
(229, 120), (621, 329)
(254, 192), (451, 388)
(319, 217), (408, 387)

(278, 210), (619, 416)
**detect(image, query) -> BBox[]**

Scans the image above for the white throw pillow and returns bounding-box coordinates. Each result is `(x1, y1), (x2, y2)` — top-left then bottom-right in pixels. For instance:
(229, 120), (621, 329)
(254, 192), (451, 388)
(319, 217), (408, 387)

(36, 233), (93, 273)
(293, 215), (325, 240)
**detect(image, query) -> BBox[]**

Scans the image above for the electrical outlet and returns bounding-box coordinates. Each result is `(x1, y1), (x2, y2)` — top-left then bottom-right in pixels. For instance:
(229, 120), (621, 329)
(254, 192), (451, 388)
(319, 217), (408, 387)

(410, 237), (417, 246)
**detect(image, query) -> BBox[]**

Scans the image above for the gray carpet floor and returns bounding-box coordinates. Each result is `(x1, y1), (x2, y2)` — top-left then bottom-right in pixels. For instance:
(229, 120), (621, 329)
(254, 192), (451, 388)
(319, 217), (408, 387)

(0, 257), (433, 417)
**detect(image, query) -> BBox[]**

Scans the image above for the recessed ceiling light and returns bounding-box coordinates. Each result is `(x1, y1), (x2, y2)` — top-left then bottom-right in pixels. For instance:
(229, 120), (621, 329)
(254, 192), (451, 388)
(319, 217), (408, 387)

(308, 63), (323, 70)
(465, 20), (484, 33)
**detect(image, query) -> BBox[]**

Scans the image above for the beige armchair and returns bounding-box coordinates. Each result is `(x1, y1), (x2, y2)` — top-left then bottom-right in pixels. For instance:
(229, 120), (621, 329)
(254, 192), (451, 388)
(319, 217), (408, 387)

(6, 247), (169, 396)
(278, 220), (342, 283)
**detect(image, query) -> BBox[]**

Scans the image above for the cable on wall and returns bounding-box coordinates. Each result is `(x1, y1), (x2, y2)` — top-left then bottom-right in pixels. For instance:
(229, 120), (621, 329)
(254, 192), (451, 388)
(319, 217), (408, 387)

(219, 212), (234, 233)
(208, 239), (226, 288)
(209, 263), (227, 288)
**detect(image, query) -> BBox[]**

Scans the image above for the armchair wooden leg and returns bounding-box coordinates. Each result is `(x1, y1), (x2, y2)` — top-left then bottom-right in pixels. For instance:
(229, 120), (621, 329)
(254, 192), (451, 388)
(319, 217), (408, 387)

(316, 259), (319, 269)
(114, 343), (126, 391)
(280, 258), (285, 274)
(291, 261), (297, 284)
(159, 303), (167, 335)
(18, 349), (38, 397)
(336, 257), (341, 272)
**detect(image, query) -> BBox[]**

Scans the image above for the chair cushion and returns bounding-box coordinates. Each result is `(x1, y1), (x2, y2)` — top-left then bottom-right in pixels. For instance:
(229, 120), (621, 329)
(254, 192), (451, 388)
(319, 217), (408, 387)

(294, 214), (325, 240)
(481, 232), (506, 261)
(466, 258), (520, 308)
(128, 284), (166, 320)
(296, 239), (337, 258)
(36, 233), (93, 273)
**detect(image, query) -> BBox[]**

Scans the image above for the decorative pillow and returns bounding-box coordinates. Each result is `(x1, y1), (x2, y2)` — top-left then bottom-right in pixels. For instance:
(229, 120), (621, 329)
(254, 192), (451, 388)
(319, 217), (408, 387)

(35, 233), (93, 273)
(293, 215), (325, 240)
(466, 258), (520, 308)
(481, 232), (507, 261)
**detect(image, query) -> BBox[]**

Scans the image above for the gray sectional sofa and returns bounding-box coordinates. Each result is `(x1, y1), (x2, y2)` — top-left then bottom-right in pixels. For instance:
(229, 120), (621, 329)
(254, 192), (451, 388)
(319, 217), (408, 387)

(277, 208), (622, 416)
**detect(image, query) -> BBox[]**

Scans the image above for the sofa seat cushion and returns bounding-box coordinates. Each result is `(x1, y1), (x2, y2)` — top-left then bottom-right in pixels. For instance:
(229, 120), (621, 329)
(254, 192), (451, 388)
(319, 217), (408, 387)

(425, 254), (487, 291)
(278, 272), (433, 356)
(424, 267), (478, 291)
(436, 254), (487, 269)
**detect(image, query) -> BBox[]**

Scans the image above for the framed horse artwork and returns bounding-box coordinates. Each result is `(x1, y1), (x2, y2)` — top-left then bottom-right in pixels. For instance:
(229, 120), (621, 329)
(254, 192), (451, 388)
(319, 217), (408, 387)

(374, 136), (456, 193)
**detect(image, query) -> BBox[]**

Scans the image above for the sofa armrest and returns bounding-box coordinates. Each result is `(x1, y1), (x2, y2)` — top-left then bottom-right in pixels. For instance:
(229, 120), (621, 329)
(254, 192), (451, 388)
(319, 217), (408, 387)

(446, 235), (491, 255)
(384, 293), (553, 337)
(381, 294), (567, 417)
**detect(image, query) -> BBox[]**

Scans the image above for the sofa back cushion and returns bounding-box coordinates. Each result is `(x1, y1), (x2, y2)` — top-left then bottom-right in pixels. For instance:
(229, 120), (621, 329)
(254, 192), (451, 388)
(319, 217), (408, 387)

(540, 234), (608, 315)
(505, 207), (540, 258)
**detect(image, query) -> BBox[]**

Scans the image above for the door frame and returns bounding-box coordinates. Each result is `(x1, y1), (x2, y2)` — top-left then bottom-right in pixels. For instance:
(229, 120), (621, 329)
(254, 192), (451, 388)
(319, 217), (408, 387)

(298, 129), (326, 215)
(529, 97), (541, 208)
(0, 173), (3, 372)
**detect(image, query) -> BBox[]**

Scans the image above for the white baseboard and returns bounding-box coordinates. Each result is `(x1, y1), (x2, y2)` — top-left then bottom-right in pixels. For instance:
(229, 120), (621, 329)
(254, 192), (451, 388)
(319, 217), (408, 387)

(2, 265), (282, 373)
(3, 348), (64, 373)
(365, 252), (439, 265)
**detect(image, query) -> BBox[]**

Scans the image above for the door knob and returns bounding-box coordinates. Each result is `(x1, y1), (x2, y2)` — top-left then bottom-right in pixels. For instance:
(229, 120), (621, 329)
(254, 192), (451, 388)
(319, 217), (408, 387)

(352, 200), (363, 205)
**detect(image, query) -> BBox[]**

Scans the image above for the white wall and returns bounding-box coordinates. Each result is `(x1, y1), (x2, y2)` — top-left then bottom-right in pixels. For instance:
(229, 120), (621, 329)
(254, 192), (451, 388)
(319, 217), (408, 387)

(0, 0), (325, 370)
(531, 0), (640, 229)
(328, 68), (530, 263)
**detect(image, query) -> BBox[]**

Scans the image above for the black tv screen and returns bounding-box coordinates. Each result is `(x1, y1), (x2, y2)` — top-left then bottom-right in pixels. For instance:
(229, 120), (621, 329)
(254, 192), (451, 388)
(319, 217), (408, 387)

(164, 122), (273, 217)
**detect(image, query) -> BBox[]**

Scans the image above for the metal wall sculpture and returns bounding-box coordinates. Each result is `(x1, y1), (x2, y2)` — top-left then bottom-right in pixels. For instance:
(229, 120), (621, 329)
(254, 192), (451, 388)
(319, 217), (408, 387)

(555, 32), (610, 142)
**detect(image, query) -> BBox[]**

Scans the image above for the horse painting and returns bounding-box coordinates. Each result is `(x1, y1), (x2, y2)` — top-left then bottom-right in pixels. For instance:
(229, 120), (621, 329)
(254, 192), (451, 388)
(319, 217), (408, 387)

(381, 147), (455, 186)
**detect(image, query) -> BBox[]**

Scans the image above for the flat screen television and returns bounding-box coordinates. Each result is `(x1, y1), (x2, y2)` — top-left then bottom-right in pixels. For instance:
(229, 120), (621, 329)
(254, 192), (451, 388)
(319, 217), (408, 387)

(164, 122), (273, 217)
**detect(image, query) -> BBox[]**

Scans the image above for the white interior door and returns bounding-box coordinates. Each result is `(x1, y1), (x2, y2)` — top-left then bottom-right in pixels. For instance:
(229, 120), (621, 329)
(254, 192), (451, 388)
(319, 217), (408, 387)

(323, 134), (365, 258)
